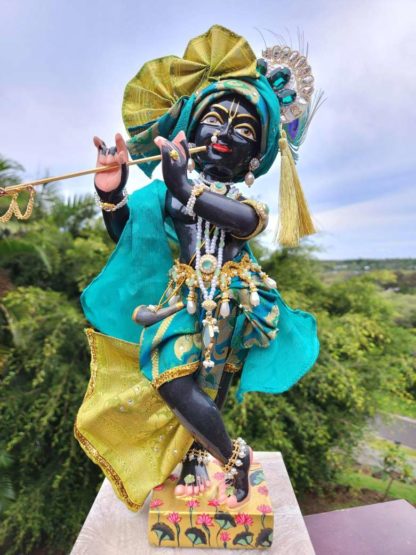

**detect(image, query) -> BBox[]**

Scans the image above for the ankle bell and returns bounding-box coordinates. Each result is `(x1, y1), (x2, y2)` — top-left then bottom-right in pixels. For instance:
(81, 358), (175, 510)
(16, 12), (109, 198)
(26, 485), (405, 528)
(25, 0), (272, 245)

(223, 438), (248, 480)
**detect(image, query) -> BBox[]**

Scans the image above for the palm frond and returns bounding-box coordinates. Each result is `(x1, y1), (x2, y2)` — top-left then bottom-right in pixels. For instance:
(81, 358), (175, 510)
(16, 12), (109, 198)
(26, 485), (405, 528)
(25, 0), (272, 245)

(0, 239), (52, 273)
(0, 155), (24, 187)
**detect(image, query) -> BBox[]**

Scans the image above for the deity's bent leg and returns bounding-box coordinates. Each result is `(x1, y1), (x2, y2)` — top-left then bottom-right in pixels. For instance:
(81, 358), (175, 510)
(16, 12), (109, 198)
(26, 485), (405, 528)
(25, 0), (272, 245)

(214, 370), (234, 410)
(158, 374), (233, 463)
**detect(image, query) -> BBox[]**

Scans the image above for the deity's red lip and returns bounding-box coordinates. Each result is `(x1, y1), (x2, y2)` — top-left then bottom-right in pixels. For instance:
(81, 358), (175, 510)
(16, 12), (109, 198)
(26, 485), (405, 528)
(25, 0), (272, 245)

(212, 143), (232, 153)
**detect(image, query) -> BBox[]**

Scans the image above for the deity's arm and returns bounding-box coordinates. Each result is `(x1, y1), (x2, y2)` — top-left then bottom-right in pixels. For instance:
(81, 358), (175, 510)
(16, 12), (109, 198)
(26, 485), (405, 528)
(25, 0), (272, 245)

(95, 185), (130, 243)
(167, 176), (268, 240)
(156, 135), (268, 239)
(93, 134), (130, 243)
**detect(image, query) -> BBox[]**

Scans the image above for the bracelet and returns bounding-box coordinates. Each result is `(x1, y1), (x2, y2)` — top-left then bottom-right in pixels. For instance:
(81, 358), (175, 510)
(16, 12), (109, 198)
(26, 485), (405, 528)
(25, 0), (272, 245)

(94, 189), (128, 212)
(231, 199), (269, 241)
(185, 182), (205, 217)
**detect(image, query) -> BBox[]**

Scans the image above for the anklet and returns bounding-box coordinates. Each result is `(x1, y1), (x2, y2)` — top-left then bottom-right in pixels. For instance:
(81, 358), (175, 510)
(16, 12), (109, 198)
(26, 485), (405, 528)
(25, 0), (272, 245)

(184, 448), (210, 464)
(223, 438), (247, 480)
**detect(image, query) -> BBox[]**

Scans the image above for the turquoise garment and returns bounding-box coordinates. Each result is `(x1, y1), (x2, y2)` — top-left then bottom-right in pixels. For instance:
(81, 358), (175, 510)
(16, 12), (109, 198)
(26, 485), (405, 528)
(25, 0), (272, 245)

(81, 179), (319, 401)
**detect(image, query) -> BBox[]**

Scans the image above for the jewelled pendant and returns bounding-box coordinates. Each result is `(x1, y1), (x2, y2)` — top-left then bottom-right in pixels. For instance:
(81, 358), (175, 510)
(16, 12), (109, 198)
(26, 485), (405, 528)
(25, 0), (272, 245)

(202, 324), (212, 348)
(201, 299), (217, 312)
(202, 311), (219, 347)
(199, 254), (217, 278)
(220, 301), (230, 318)
(210, 181), (227, 195)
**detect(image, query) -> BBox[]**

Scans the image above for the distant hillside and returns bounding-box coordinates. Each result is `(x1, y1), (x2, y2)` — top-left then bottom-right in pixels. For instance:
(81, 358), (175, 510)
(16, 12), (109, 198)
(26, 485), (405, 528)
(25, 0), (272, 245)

(319, 259), (416, 272)
(318, 259), (416, 294)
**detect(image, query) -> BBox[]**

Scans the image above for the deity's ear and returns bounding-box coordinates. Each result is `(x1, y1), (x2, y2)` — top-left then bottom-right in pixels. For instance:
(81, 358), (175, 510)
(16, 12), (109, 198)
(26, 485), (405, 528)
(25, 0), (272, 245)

(276, 128), (316, 247)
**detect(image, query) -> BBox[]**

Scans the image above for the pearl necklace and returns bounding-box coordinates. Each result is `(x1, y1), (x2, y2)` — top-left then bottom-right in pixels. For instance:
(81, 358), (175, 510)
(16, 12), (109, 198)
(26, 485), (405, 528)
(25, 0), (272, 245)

(185, 175), (241, 369)
(195, 217), (226, 368)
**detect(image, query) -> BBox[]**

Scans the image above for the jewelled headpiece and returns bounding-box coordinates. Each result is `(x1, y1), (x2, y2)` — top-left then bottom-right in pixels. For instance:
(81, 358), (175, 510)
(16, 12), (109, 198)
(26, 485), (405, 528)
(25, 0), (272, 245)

(256, 40), (324, 161)
(259, 46), (314, 124)
(249, 35), (324, 246)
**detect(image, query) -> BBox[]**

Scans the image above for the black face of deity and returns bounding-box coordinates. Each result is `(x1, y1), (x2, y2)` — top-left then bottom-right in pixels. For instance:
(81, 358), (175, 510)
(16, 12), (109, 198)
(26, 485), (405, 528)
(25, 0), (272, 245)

(192, 95), (261, 182)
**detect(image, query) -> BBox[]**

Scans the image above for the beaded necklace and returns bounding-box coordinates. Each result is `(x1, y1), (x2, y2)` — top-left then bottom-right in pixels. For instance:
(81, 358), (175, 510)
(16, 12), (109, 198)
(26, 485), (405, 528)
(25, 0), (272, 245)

(186, 177), (237, 368)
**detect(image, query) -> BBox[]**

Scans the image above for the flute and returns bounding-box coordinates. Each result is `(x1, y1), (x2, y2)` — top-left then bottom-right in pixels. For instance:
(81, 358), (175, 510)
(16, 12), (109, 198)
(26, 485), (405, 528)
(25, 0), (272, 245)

(1, 145), (207, 195)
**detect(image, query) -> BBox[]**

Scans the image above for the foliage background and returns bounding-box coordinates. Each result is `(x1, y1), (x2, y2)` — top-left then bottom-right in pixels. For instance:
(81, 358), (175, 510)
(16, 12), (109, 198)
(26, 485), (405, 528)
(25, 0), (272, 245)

(0, 160), (415, 554)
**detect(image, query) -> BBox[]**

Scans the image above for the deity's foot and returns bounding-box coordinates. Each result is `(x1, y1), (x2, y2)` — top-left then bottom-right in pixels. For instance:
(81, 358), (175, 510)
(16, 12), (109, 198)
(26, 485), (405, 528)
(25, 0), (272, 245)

(217, 439), (253, 509)
(174, 447), (211, 497)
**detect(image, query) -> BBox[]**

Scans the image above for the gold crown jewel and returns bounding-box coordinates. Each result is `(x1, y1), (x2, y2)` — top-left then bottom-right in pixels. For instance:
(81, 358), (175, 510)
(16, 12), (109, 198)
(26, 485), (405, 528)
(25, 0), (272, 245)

(258, 44), (315, 124)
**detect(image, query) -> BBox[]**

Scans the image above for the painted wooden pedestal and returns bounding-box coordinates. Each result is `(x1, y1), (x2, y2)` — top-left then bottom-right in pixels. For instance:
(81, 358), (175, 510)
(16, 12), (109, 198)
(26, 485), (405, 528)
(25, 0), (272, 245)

(148, 459), (273, 549)
(71, 452), (315, 554)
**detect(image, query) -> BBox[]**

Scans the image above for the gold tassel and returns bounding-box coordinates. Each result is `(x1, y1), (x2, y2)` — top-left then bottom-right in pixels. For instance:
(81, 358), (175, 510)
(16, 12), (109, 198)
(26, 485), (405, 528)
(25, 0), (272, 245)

(276, 129), (316, 247)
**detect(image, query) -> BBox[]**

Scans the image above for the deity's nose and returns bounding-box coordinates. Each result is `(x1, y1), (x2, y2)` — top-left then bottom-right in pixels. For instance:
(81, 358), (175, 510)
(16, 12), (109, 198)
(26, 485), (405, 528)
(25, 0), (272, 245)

(218, 121), (232, 142)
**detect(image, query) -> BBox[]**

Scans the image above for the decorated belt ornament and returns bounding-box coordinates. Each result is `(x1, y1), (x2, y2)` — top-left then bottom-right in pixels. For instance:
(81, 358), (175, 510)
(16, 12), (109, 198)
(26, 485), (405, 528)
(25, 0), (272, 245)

(164, 252), (279, 370)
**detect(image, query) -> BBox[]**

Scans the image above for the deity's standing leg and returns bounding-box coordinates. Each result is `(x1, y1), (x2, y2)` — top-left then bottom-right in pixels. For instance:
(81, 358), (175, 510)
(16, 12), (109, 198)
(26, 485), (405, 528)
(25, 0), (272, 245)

(173, 371), (235, 495)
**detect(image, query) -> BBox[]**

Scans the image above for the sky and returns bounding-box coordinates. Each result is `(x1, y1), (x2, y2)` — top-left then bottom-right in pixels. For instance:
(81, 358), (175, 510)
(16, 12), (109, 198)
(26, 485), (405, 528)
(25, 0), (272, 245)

(1, 0), (415, 259)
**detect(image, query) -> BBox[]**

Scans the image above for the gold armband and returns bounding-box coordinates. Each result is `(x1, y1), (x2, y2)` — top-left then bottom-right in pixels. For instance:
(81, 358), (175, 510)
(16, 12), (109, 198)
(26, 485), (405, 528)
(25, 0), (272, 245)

(231, 199), (269, 241)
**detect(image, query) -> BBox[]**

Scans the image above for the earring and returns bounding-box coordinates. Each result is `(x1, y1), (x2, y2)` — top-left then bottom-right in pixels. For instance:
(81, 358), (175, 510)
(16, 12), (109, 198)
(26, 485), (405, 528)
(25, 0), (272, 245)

(244, 157), (260, 187)
(187, 142), (196, 172)
(211, 130), (220, 144)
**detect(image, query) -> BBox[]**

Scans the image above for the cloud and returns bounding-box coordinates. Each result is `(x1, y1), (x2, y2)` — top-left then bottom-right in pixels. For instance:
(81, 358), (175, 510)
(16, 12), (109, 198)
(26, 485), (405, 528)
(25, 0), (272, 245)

(311, 183), (416, 258)
(1, 0), (415, 258)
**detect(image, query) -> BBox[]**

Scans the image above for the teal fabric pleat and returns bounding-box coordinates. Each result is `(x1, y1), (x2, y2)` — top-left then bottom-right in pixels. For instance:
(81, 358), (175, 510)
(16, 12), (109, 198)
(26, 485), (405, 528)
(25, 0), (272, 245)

(81, 179), (319, 400)
(81, 180), (174, 343)
(236, 291), (319, 401)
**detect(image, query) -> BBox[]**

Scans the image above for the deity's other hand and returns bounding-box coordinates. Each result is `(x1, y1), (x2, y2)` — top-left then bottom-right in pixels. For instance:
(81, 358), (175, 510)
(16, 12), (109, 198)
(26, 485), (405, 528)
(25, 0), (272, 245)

(154, 132), (189, 194)
(93, 133), (129, 194)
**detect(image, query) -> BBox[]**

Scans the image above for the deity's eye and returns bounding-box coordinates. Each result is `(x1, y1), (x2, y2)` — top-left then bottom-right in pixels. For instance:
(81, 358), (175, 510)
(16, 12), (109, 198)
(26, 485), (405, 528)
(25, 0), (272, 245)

(200, 112), (223, 126)
(234, 124), (256, 141)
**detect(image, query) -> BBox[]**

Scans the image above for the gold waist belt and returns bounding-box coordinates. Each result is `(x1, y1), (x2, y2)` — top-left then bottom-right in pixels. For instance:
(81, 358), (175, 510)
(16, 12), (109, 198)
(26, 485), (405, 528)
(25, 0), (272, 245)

(159, 254), (277, 311)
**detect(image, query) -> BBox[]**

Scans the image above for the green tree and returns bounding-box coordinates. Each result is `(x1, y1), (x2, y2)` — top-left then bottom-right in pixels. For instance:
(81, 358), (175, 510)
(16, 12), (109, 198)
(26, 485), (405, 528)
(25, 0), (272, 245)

(224, 246), (416, 490)
(0, 155), (112, 554)
(381, 442), (413, 500)
(0, 156), (24, 187)
(0, 447), (15, 515)
(0, 287), (102, 554)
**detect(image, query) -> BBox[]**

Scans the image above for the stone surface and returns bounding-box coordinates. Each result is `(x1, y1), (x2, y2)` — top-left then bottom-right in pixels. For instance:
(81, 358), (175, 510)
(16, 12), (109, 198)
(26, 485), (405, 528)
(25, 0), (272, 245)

(305, 500), (416, 555)
(71, 452), (315, 554)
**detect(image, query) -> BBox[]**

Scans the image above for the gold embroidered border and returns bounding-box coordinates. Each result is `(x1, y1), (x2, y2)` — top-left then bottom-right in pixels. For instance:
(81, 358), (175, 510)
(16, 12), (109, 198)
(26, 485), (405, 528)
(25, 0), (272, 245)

(83, 328), (97, 400)
(150, 313), (176, 382)
(151, 351), (159, 383)
(152, 361), (200, 389)
(224, 362), (242, 374)
(74, 420), (142, 511)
